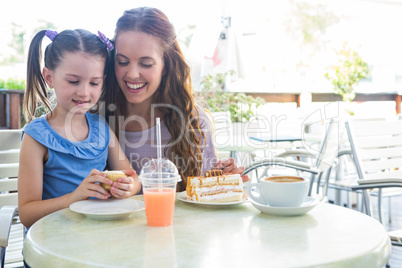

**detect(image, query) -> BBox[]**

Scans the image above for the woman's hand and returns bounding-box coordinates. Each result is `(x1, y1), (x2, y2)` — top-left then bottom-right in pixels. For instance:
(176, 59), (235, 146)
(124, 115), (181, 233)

(109, 170), (140, 199)
(213, 158), (250, 183)
(70, 169), (111, 202)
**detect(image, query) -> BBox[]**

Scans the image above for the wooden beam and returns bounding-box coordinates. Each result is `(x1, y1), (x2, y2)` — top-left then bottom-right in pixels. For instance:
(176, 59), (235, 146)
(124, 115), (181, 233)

(2, 90), (401, 129)
(9, 93), (21, 129)
(396, 94), (401, 115)
(311, 92), (398, 102)
(245, 93), (300, 103)
(0, 94), (5, 128)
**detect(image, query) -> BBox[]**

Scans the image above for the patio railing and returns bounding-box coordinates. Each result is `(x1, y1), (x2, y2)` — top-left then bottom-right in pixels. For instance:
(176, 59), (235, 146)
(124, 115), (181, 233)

(0, 89), (23, 129)
(1, 90), (401, 129)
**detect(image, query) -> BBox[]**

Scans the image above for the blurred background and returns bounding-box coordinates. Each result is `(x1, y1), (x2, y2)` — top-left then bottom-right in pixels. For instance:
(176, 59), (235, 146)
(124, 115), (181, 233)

(2, 0), (402, 90)
(1, 0), (402, 123)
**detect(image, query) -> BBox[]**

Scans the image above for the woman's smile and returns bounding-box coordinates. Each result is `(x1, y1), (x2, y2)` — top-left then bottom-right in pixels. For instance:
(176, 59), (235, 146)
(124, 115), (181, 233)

(126, 81), (147, 93)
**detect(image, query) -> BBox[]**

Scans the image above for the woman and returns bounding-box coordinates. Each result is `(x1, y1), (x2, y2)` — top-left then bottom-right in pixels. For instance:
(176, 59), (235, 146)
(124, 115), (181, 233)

(100, 7), (248, 192)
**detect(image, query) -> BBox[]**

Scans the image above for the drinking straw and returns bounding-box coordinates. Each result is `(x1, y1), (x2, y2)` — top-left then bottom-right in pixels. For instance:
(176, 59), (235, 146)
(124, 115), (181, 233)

(156, 118), (162, 190)
(156, 117), (162, 161)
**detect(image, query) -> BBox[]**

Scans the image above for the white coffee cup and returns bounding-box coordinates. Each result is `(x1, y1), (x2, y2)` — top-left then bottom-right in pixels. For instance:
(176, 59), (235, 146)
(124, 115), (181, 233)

(246, 176), (309, 207)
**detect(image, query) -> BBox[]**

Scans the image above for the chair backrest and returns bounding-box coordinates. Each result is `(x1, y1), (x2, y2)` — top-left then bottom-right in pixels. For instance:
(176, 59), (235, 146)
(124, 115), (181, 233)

(210, 111), (232, 134)
(210, 111), (233, 147)
(312, 118), (341, 172)
(0, 130), (21, 151)
(345, 119), (402, 181)
(0, 130), (23, 268)
(0, 129), (21, 208)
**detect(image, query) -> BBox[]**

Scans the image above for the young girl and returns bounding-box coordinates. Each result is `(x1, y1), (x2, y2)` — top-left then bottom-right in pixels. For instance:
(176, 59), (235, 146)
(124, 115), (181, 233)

(18, 29), (141, 228)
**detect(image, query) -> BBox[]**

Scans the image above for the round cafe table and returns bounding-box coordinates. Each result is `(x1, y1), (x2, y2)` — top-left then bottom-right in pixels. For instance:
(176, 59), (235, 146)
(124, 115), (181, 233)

(23, 195), (391, 268)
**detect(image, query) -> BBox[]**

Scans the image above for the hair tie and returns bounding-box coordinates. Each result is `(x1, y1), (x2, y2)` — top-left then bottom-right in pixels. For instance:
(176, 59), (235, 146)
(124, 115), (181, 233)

(45, 30), (58, 41)
(98, 31), (114, 51)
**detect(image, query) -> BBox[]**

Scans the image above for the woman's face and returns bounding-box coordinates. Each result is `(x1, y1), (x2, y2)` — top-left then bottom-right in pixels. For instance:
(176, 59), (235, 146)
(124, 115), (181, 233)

(114, 31), (165, 107)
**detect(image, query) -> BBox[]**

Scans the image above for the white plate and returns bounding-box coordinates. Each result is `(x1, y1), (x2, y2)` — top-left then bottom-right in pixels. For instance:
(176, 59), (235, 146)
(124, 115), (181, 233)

(177, 191), (248, 206)
(250, 196), (319, 216)
(69, 198), (145, 220)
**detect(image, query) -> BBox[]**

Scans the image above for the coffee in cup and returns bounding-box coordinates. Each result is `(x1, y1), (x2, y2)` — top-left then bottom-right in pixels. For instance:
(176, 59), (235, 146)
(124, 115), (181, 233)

(246, 175), (309, 207)
(263, 176), (304, 183)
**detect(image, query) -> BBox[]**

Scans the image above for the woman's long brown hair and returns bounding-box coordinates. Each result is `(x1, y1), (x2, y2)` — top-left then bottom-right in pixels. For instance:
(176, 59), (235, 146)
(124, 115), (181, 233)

(100, 7), (205, 191)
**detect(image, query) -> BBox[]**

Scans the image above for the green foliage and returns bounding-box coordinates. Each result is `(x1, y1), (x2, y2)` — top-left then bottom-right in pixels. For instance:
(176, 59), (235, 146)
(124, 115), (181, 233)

(0, 77), (26, 90)
(198, 71), (265, 123)
(0, 55), (21, 65)
(177, 24), (196, 49)
(9, 22), (25, 56)
(288, 2), (339, 45)
(1, 19), (57, 66)
(32, 20), (57, 36)
(325, 43), (369, 102)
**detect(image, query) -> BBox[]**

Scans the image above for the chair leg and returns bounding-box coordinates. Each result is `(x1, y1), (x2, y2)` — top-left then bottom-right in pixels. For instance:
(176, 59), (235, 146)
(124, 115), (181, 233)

(322, 168), (332, 198)
(316, 172), (323, 195)
(362, 190), (373, 217)
(308, 174), (317, 197)
(1, 247), (5, 268)
(316, 167), (332, 199)
(334, 189), (341, 206)
(356, 192), (360, 211)
(388, 197), (392, 224)
(377, 189), (383, 224)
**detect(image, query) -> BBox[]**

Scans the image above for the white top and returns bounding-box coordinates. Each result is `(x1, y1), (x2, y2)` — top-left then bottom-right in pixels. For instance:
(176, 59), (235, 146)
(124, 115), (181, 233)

(121, 107), (218, 176)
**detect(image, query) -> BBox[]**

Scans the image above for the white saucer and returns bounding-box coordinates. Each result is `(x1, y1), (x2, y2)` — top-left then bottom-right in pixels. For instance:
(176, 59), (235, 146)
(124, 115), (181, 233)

(250, 196), (319, 216)
(177, 191), (249, 206)
(69, 198), (145, 220)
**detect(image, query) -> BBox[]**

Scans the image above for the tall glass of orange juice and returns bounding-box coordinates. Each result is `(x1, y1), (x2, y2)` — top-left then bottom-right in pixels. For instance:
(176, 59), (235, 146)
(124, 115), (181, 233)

(140, 158), (181, 227)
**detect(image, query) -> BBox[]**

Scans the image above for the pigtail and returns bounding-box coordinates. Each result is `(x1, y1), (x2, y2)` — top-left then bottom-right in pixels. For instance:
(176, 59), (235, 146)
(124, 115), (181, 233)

(24, 30), (53, 123)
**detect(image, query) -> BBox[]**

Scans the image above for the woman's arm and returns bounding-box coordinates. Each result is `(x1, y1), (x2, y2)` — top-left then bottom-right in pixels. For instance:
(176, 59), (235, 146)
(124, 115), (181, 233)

(106, 128), (142, 198)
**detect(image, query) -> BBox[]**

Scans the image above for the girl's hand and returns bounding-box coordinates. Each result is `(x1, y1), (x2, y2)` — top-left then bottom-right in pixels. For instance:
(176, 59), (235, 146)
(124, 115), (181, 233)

(109, 170), (140, 199)
(70, 169), (111, 203)
(213, 158), (250, 183)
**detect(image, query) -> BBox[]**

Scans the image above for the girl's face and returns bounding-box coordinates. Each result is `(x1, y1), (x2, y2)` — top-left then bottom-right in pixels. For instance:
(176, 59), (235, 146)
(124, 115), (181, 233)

(43, 52), (105, 116)
(114, 31), (165, 107)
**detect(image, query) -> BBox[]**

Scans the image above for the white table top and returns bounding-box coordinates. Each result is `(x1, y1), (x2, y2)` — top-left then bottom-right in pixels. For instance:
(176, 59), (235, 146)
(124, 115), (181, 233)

(215, 134), (271, 152)
(249, 135), (302, 143)
(215, 134), (321, 153)
(23, 195), (391, 268)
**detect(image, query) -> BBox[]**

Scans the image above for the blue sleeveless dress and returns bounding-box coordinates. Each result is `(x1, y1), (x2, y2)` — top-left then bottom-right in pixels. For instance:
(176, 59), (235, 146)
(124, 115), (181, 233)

(22, 113), (110, 200)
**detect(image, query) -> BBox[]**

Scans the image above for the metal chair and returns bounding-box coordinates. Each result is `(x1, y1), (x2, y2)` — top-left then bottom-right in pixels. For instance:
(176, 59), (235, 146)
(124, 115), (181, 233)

(243, 118), (341, 202)
(210, 111), (233, 150)
(345, 119), (402, 243)
(0, 129), (23, 268)
(211, 111), (262, 166)
(326, 117), (388, 211)
(326, 149), (360, 208)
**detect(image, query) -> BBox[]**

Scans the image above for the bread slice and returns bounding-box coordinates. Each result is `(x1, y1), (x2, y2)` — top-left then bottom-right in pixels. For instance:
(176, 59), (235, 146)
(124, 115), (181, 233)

(101, 170), (127, 191)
